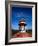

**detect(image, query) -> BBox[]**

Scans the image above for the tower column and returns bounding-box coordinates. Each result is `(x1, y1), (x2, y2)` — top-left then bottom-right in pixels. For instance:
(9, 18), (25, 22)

(19, 19), (27, 33)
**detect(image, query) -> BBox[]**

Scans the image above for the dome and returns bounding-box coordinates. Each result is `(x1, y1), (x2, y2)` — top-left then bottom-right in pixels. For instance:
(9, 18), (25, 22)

(19, 19), (26, 24)
(19, 19), (25, 22)
(19, 19), (27, 26)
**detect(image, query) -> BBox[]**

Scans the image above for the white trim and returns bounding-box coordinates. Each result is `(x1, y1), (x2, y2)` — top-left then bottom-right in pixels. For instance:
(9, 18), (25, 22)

(8, 3), (11, 41)
(32, 5), (35, 40)
(9, 37), (33, 42)
(20, 22), (25, 23)
(10, 2), (35, 7)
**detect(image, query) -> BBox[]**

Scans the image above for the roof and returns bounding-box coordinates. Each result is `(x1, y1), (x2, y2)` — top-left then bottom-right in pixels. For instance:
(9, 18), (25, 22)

(19, 18), (25, 22)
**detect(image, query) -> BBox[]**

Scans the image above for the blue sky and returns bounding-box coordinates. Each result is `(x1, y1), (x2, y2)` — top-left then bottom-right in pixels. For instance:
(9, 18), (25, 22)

(11, 7), (32, 30)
